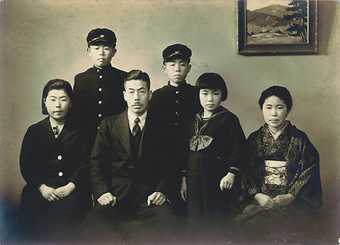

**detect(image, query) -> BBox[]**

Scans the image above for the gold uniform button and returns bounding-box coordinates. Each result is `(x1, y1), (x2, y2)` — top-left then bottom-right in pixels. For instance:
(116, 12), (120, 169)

(57, 155), (62, 161)
(99, 75), (103, 79)
(58, 172), (63, 177)
(98, 87), (102, 92)
(175, 91), (180, 94)
(97, 126), (100, 130)
(98, 100), (102, 104)
(98, 113), (102, 118)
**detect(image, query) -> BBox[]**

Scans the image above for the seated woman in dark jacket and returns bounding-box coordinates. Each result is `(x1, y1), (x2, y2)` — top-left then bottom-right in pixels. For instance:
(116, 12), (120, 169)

(237, 85), (322, 240)
(19, 79), (91, 241)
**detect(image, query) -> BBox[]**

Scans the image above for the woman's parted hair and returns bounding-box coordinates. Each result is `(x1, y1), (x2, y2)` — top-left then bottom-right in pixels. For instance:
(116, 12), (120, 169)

(258, 85), (293, 112)
(41, 79), (73, 115)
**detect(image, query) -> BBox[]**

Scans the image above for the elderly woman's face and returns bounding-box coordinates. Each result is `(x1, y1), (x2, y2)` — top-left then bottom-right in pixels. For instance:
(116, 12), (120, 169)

(262, 95), (288, 130)
(44, 89), (71, 122)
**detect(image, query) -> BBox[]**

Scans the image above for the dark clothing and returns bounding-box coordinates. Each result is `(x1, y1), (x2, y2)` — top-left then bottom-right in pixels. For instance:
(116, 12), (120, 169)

(148, 82), (200, 209)
(19, 117), (91, 239)
(72, 64), (127, 145)
(86, 111), (178, 242)
(187, 107), (246, 223)
(236, 122), (322, 241)
(89, 111), (170, 202)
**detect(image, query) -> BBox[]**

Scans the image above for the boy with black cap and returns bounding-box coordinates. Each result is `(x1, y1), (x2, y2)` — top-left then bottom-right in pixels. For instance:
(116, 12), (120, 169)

(72, 28), (127, 146)
(148, 43), (200, 215)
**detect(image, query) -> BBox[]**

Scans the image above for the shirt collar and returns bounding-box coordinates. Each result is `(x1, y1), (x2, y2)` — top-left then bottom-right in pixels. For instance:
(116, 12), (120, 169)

(127, 110), (147, 132)
(49, 117), (64, 137)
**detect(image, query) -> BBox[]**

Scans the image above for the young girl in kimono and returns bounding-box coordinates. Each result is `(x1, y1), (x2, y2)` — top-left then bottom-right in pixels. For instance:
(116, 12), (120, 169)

(180, 73), (246, 234)
(19, 79), (91, 240)
(237, 85), (322, 240)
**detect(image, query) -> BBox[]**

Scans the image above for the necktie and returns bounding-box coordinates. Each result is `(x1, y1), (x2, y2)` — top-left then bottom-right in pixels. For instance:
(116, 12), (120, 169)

(132, 117), (141, 137)
(52, 126), (59, 138)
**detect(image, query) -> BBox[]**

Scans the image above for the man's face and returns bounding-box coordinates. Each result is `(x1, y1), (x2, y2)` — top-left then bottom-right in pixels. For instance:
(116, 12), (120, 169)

(88, 44), (116, 68)
(123, 79), (151, 115)
(163, 59), (191, 84)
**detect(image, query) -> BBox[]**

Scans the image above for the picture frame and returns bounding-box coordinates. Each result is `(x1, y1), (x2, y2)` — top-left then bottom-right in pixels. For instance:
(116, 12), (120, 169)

(238, 0), (318, 55)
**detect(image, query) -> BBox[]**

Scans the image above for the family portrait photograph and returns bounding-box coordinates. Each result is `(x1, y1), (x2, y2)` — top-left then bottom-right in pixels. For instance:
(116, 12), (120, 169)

(0, 0), (339, 244)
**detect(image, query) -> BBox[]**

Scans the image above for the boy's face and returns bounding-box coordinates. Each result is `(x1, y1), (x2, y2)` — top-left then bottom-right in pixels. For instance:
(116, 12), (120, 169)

(199, 88), (222, 113)
(87, 44), (116, 68)
(162, 59), (191, 84)
(123, 79), (151, 116)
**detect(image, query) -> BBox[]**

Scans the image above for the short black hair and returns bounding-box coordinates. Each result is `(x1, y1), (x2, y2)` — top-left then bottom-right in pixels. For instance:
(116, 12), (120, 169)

(41, 79), (73, 115)
(258, 85), (293, 112)
(124, 70), (151, 90)
(196, 73), (228, 101)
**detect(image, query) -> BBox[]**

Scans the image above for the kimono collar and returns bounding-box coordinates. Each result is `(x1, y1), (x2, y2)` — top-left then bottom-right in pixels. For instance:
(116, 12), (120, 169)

(264, 120), (291, 140)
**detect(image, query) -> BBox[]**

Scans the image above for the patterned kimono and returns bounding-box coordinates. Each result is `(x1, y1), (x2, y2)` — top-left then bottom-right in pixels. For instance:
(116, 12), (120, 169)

(187, 106), (246, 224)
(237, 121), (322, 225)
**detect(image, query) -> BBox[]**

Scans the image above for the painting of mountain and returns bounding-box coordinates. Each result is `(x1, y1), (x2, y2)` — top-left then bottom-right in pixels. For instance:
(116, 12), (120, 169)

(246, 0), (309, 45)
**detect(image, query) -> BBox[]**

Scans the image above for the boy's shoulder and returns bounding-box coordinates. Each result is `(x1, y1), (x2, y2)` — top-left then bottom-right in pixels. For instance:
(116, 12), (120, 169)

(75, 66), (127, 80)
(153, 83), (196, 97)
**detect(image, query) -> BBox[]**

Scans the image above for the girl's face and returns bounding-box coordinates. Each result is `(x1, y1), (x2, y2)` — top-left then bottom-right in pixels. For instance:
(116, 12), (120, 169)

(199, 88), (223, 113)
(44, 89), (71, 122)
(262, 95), (289, 130)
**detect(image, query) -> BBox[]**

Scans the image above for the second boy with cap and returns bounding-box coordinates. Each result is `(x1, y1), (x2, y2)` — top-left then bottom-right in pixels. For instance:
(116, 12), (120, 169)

(148, 43), (200, 215)
(72, 28), (127, 146)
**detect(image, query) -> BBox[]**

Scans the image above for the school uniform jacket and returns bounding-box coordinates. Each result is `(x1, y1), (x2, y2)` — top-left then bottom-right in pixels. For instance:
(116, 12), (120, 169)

(19, 117), (91, 214)
(89, 111), (169, 203)
(72, 65), (127, 143)
(148, 82), (201, 200)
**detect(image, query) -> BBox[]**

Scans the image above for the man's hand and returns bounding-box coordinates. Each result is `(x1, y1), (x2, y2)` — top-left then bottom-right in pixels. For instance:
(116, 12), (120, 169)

(219, 172), (235, 191)
(273, 194), (295, 207)
(55, 182), (76, 199)
(180, 176), (187, 201)
(255, 193), (275, 209)
(147, 192), (166, 206)
(97, 192), (117, 207)
(39, 184), (59, 202)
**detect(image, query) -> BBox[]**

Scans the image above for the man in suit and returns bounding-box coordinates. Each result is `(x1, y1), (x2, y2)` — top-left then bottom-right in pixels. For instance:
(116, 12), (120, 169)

(72, 28), (127, 146)
(84, 70), (177, 243)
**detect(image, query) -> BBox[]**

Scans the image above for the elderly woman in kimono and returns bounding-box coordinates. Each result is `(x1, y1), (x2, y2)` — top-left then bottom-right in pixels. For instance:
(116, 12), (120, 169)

(237, 85), (322, 240)
(19, 79), (91, 240)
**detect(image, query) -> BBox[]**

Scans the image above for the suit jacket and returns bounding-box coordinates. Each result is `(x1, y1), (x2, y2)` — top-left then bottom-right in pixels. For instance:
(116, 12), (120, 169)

(72, 65), (127, 144)
(19, 117), (91, 214)
(89, 111), (168, 203)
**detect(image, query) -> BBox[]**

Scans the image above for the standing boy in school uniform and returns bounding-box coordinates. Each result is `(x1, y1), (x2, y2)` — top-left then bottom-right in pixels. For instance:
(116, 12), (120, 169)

(148, 43), (201, 215)
(72, 28), (127, 146)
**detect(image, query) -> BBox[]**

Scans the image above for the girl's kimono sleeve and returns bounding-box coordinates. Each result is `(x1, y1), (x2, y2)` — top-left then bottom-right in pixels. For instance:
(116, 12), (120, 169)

(288, 133), (322, 208)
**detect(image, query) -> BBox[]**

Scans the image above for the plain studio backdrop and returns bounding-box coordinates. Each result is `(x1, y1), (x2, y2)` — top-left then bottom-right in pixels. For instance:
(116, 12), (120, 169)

(0, 0), (339, 243)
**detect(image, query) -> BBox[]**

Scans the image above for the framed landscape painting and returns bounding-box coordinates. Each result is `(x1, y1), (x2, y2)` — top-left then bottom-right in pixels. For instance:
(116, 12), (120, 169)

(238, 0), (318, 55)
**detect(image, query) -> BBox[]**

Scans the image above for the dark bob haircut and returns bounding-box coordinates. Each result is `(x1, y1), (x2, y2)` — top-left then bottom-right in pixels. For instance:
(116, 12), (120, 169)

(258, 85), (293, 112)
(124, 69), (151, 90)
(41, 79), (73, 115)
(196, 72), (228, 101)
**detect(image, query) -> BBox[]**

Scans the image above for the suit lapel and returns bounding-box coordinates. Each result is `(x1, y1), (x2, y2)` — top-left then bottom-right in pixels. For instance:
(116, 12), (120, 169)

(116, 111), (131, 156)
